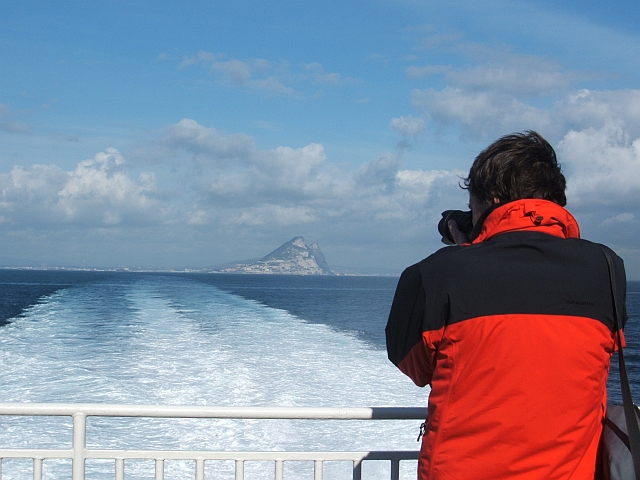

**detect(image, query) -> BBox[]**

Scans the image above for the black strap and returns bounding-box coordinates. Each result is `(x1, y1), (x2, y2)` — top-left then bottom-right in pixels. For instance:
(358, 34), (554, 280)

(602, 246), (640, 479)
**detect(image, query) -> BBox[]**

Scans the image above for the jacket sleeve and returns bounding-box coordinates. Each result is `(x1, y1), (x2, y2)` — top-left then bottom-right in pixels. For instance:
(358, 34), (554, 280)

(385, 263), (435, 387)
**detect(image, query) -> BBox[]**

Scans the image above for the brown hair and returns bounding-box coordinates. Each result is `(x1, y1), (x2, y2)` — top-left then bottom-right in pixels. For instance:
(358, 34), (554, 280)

(464, 131), (566, 206)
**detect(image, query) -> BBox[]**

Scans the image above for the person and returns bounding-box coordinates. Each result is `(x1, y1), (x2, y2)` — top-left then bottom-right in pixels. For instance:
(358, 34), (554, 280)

(386, 131), (627, 479)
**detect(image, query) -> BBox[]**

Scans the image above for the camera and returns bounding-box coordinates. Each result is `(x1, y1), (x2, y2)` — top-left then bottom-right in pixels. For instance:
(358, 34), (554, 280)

(438, 210), (473, 245)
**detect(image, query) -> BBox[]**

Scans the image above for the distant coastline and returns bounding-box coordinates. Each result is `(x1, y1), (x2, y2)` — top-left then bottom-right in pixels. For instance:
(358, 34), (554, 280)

(0, 235), (404, 276)
(0, 264), (399, 277)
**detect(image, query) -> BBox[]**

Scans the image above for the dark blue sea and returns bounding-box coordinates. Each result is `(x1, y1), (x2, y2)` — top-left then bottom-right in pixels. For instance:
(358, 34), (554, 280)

(0, 271), (638, 479)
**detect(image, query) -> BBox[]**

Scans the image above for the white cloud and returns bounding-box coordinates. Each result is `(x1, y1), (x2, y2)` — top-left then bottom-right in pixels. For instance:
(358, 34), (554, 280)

(408, 54), (576, 96)
(405, 36), (622, 142)
(163, 118), (255, 162)
(447, 63), (574, 97)
(186, 209), (208, 225)
(559, 123), (640, 208)
(235, 204), (316, 227)
(248, 77), (296, 95)
(0, 148), (156, 227)
(390, 115), (426, 136)
(302, 63), (348, 86)
(357, 154), (402, 190)
(151, 120), (467, 243)
(179, 52), (296, 95)
(178, 53), (353, 96)
(212, 59), (252, 85)
(556, 90), (640, 138)
(179, 51), (224, 68)
(411, 86), (640, 144)
(412, 87), (550, 138)
(58, 148), (155, 223)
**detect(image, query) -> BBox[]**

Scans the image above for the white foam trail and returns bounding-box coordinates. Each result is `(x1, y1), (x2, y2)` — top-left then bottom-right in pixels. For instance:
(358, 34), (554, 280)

(0, 275), (427, 479)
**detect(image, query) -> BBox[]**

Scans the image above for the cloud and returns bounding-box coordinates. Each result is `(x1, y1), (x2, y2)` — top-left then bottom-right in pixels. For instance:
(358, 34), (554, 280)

(357, 154), (402, 190)
(212, 59), (252, 85)
(601, 213), (635, 226)
(153, 120), (466, 249)
(411, 86), (640, 144)
(248, 77), (296, 95)
(235, 204), (316, 227)
(179, 51), (224, 68)
(178, 53), (353, 96)
(390, 115), (426, 137)
(409, 55), (577, 97)
(302, 62), (349, 86)
(163, 118), (255, 161)
(0, 119), (469, 269)
(0, 148), (156, 228)
(412, 87), (549, 138)
(179, 52), (296, 95)
(162, 120), (338, 204)
(556, 89), (640, 138)
(559, 123), (640, 209)
(447, 63), (574, 97)
(186, 209), (208, 225)
(404, 32), (603, 141)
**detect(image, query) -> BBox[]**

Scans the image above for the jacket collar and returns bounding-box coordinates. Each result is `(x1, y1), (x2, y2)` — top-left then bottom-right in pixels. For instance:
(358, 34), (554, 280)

(471, 199), (580, 244)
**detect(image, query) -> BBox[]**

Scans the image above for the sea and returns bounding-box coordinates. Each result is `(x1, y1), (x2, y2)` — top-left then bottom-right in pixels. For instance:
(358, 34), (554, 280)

(0, 271), (639, 480)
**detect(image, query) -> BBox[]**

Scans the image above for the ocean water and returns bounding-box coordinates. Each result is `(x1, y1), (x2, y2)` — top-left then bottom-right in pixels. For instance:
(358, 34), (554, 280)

(0, 271), (638, 479)
(0, 271), (424, 480)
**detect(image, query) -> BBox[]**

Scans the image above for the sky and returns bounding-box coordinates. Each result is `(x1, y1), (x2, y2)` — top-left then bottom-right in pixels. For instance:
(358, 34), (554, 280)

(1, 0), (640, 277)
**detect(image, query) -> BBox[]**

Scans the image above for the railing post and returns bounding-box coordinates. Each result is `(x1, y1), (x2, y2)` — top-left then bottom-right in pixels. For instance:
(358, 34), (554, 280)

(155, 458), (164, 480)
(352, 459), (362, 480)
(235, 459), (244, 480)
(115, 458), (124, 480)
(314, 459), (323, 480)
(275, 459), (284, 480)
(33, 457), (43, 480)
(391, 459), (400, 480)
(196, 458), (205, 480)
(72, 412), (86, 480)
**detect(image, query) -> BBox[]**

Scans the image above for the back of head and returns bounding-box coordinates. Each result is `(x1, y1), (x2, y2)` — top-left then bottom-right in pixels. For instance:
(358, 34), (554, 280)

(464, 131), (567, 206)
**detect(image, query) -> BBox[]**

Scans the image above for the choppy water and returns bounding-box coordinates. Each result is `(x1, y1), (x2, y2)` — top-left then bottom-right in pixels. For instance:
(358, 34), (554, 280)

(0, 272), (423, 479)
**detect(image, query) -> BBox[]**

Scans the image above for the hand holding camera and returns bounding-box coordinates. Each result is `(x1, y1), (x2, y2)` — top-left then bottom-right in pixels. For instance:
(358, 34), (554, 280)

(438, 210), (473, 245)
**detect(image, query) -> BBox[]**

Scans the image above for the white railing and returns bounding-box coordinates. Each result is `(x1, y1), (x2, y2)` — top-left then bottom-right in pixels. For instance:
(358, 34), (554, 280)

(0, 403), (426, 480)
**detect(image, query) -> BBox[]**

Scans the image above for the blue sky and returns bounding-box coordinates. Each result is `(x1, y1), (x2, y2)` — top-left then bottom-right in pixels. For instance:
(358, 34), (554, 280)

(2, 0), (640, 277)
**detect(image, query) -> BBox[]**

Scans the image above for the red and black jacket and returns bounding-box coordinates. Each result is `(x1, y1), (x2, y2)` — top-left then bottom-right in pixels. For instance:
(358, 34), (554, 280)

(386, 199), (627, 480)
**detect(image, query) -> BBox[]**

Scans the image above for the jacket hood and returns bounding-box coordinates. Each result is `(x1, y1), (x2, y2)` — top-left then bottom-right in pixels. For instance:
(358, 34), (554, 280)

(472, 199), (580, 244)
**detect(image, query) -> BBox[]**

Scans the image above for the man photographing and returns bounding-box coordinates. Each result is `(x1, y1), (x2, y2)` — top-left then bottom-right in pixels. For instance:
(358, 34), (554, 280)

(386, 131), (627, 479)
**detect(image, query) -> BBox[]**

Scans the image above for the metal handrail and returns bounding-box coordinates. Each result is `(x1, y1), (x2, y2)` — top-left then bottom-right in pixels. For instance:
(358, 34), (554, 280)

(0, 403), (426, 480)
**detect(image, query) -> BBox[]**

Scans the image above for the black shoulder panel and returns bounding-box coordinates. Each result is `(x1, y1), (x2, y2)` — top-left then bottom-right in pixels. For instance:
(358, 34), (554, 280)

(418, 232), (625, 332)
